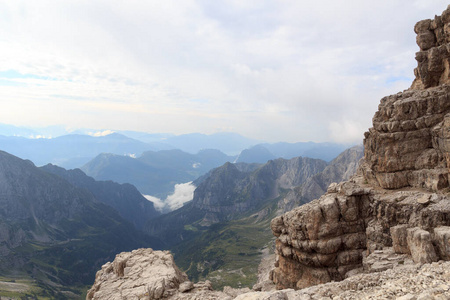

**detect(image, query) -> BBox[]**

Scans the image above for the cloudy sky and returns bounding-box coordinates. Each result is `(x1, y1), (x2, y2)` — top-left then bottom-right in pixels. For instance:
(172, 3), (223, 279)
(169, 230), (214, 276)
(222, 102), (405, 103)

(0, 1), (448, 143)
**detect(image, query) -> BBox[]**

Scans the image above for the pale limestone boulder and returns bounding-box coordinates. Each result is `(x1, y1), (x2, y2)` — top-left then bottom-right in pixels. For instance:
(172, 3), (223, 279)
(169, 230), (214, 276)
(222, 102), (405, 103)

(406, 228), (438, 264)
(87, 249), (233, 300)
(327, 182), (338, 193)
(87, 248), (188, 300)
(178, 281), (194, 293)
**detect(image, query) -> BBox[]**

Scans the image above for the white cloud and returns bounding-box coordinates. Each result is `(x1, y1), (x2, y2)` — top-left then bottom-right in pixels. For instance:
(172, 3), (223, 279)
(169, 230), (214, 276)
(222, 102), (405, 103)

(88, 130), (115, 137)
(28, 135), (52, 139)
(143, 182), (196, 212)
(0, 1), (448, 143)
(143, 194), (166, 212)
(166, 182), (196, 210)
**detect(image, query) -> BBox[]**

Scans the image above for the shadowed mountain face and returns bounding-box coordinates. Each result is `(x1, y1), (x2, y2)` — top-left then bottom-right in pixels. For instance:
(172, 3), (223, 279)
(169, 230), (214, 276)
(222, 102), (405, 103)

(40, 164), (160, 230)
(277, 145), (364, 213)
(145, 156), (329, 246)
(0, 150), (160, 293)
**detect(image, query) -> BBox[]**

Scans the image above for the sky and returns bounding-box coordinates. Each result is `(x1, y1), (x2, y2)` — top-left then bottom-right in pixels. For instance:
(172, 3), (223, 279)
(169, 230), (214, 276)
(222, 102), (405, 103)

(0, 1), (448, 144)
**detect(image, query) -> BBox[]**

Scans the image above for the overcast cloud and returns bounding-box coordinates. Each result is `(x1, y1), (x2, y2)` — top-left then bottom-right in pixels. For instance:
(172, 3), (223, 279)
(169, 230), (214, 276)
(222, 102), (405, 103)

(0, 1), (448, 143)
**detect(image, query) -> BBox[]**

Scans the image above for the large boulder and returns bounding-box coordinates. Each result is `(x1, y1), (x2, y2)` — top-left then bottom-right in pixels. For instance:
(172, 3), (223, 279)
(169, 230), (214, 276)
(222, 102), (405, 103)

(87, 248), (188, 300)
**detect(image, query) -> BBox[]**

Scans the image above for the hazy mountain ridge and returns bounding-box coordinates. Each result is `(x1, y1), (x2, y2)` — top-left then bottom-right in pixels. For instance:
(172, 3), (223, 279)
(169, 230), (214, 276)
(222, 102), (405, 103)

(0, 133), (155, 169)
(192, 157), (329, 224)
(0, 128), (261, 162)
(235, 142), (351, 163)
(82, 149), (235, 198)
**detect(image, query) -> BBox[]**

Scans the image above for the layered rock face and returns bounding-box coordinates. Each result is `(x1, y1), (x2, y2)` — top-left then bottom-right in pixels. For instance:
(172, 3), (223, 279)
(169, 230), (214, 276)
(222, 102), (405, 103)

(412, 6), (450, 89)
(271, 5), (450, 290)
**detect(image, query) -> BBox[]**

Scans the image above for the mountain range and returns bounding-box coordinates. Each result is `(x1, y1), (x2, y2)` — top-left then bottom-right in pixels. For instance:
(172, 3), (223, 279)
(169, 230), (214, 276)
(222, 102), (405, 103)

(0, 150), (162, 297)
(0, 143), (362, 297)
(40, 164), (160, 230)
(0, 123), (354, 168)
(81, 149), (234, 198)
(144, 146), (363, 287)
(0, 133), (154, 169)
(235, 142), (350, 163)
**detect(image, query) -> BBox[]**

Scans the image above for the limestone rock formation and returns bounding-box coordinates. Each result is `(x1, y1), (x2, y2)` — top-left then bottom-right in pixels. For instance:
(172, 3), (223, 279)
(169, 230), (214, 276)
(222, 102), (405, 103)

(87, 246), (450, 299)
(87, 248), (233, 300)
(412, 6), (450, 89)
(270, 5), (450, 290)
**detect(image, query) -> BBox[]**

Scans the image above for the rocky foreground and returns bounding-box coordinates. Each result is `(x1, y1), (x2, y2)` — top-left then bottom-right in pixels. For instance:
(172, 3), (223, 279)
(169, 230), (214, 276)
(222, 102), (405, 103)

(87, 5), (450, 300)
(86, 248), (450, 300)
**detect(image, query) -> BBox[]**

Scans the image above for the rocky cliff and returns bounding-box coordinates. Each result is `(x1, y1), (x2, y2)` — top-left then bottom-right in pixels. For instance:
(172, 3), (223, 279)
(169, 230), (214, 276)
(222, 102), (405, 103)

(270, 5), (450, 290)
(277, 145), (363, 214)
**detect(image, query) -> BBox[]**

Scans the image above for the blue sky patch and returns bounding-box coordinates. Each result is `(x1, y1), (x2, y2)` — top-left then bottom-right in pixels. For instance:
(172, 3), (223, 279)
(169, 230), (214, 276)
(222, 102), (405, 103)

(0, 69), (57, 81)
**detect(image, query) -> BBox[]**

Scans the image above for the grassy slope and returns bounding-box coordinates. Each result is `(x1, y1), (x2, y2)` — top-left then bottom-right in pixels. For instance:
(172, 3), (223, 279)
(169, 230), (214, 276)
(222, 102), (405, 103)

(172, 196), (281, 290)
(0, 204), (161, 298)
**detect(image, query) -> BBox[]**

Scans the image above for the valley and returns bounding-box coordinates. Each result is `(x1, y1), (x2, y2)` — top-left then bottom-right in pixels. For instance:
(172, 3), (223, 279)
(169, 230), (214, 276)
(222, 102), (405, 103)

(0, 129), (360, 298)
(4, 2), (450, 300)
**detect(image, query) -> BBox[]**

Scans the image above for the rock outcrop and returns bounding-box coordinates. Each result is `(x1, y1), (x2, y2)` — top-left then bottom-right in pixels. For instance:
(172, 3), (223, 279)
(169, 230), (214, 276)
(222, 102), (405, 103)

(270, 5), (450, 290)
(412, 7), (450, 89)
(87, 248), (233, 300)
(87, 247), (450, 300)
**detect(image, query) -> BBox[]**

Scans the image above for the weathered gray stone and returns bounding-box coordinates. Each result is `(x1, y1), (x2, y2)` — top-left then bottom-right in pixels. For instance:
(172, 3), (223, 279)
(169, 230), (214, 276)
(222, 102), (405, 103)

(407, 228), (438, 264)
(433, 226), (450, 260)
(87, 248), (189, 300)
(178, 281), (194, 293)
(391, 224), (410, 254)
